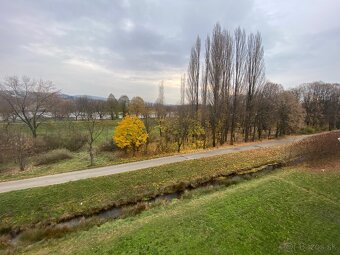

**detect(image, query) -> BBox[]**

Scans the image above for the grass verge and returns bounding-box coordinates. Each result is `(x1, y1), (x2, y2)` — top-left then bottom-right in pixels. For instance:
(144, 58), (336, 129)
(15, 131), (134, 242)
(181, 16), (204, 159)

(0, 151), (158, 182)
(11, 166), (340, 255)
(0, 135), (295, 182)
(0, 146), (285, 232)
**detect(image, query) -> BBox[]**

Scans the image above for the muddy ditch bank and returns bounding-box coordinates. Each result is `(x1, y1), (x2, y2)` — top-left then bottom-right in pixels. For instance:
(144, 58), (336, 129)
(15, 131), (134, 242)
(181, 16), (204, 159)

(1, 158), (301, 248)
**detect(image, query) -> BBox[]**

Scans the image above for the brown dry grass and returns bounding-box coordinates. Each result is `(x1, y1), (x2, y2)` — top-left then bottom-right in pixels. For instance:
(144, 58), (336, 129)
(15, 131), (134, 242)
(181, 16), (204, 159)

(288, 130), (340, 161)
(303, 152), (340, 172)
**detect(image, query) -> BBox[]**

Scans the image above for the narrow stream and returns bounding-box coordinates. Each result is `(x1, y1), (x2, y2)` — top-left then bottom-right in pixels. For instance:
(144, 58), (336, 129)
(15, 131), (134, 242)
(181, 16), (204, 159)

(7, 159), (302, 245)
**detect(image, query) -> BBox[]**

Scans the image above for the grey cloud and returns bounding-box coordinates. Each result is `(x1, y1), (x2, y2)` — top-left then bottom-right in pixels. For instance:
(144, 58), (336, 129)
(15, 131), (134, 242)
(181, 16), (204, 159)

(0, 0), (339, 103)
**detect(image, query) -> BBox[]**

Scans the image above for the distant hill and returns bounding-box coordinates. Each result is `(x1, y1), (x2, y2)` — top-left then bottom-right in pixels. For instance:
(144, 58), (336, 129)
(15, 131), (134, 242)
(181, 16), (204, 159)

(60, 94), (106, 101)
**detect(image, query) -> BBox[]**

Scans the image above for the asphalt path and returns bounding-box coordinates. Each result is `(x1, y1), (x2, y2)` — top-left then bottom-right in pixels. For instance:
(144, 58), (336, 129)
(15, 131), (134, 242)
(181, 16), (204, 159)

(0, 136), (304, 194)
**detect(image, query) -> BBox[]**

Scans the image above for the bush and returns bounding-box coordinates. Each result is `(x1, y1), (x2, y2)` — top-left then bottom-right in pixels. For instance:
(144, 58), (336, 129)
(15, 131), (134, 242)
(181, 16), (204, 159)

(113, 116), (148, 155)
(298, 126), (317, 134)
(63, 134), (87, 152)
(34, 149), (73, 166)
(33, 134), (87, 153)
(99, 140), (116, 152)
(0, 129), (33, 170)
(32, 137), (52, 154)
(0, 130), (10, 164)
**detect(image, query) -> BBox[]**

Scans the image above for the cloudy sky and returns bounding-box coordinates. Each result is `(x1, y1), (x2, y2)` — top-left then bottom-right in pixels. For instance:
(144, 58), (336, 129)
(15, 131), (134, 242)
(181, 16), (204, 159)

(1, 0), (339, 103)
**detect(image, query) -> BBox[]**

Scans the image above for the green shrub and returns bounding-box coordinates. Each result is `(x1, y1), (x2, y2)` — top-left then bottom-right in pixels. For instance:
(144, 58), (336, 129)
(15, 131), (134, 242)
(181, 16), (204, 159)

(298, 126), (317, 134)
(34, 149), (73, 166)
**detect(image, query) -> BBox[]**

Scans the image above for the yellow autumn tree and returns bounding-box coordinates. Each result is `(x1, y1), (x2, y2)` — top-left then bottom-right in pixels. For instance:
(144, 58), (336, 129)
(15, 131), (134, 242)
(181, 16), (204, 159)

(113, 115), (148, 155)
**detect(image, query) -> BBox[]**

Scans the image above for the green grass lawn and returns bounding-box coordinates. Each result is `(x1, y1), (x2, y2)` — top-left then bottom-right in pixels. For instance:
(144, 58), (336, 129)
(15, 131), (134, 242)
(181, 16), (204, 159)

(0, 147), (285, 231)
(14, 167), (340, 255)
(1, 119), (119, 145)
(1, 118), (160, 145)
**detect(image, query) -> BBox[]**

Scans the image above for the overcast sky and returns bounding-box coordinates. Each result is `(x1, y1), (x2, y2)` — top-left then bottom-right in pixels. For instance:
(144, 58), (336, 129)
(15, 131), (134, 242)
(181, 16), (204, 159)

(1, 0), (339, 103)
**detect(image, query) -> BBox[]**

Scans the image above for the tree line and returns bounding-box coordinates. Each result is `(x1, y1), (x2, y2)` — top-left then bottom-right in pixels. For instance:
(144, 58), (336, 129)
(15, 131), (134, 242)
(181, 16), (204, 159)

(0, 23), (339, 154)
(172, 23), (340, 150)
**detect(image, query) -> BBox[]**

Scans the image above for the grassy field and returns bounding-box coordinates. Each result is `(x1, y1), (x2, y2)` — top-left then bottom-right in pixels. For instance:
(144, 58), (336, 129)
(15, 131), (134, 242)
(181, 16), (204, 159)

(0, 119), (162, 180)
(1, 118), (161, 145)
(0, 146), (285, 232)
(1, 119), (119, 144)
(12, 165), (340, 255)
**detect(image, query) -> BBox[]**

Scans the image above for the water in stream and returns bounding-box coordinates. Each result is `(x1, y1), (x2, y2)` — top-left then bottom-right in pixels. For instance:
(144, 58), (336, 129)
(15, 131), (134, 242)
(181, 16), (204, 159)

(8, 161), (293, 245)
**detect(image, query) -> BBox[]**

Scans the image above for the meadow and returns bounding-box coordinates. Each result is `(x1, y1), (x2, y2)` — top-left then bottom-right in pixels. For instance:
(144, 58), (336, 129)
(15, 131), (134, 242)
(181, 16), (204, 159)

(0, 119), (161, 181)
(1, 119), (119, 145)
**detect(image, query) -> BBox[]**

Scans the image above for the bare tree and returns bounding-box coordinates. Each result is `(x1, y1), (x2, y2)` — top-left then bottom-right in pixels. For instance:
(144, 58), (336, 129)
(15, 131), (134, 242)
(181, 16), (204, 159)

(244, 32), (265, 142)
(107, 93), (118, 120)
(155, 81), (166, 119)
(142, 102), (153, 153)
(155, 81), (165, 107)
(118, 95), (130, 117)
(76, 96), (93, 120)
(164, 113), (190, 153)
(0, 92), (15, 122)
(82, 98), (103, 166)
(208, 23), (225, 147)
(72, 98), (82, 121)
(276, 91), (305, 136)
(129, 96), (146, 116)
(256, 82), (282, 139)
(327, 84), (340, 130)
(200, 36), (210, 148)
(180, 74), (186, 106)
(220, 30), (233, 144)
(187, 36), (201, 117)
(230, 27), (246, 144)
(48, 95), (63, 120)
(155, 81), (167, 149)
(0, 76), (58, 137)
(15, 135), (32, 171)
(94, 100), (107, 120)
(58, 99), (74, 119)
(297, 82), (339, 130)
(7, 129), (33, 171)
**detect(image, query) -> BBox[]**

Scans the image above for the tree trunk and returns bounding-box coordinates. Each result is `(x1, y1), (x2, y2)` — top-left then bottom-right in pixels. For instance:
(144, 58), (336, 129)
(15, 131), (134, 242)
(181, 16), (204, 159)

(89, 143), (94, 166)
(212, 126), (216, 147)
(31, 128), (37, 138)
(252, 121), (256, 141)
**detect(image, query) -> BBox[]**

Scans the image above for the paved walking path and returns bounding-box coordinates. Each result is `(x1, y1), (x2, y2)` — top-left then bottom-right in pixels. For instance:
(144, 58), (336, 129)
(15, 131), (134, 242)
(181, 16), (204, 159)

(0, 136), (304, 193)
